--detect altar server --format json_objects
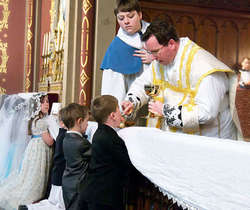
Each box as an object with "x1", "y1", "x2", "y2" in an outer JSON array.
[{"x1": 101, "y1": 0, "x2": 152, "y2": 110}]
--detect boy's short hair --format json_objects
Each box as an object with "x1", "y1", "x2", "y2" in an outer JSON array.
[
  {"x1": 61, "y1": 103, "x2": 89, "y2": 129},
  {"x1": 91, "y1": 95, "x2": 118, "y2": 124},
  {"x1": 58, "y1": 108, "x2": 64, "y2": 122},
  {"x1": 114, "y1": 0, "x2": 141, "y2": 16}
]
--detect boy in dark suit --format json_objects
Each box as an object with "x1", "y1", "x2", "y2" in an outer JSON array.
[
  {"x1": 61, "y1": 103, "x2": 91, "y2": 210},
  {"x1": 79, "y1": 95, "x2": 132, "y2": 210}
]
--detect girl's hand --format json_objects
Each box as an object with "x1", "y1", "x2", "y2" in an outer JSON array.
[{"x1": 42, "y1": 131, "x2": 54, "y2": 146}]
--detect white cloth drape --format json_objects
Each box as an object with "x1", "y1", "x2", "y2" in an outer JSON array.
[{"x1": 118, "y1": 127, "x2": 250, "y2": 210}]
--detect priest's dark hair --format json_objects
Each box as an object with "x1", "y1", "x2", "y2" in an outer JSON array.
[
  {"x1": 141, "y1": 19, "x2": 179, "y2": 46},
  {"x1": 114, "y1": 0, "x2": 141, "y2": 16}
]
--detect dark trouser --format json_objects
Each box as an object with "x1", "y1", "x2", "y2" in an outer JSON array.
[
  {"x1": 77, "y1": 200, "x2": 89, "y2": 210},
  {"x1": 87, "y1": 203, "x2": 114, "y2": 210},
  {"x1": 64, "y1": 191, "x2": 82, "y2": 210}
]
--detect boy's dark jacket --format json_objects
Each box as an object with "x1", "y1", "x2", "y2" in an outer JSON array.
[
  {"x1": 62, "y1": 132, "x2": 91, "y2": 209},
  {"x1": 80, "y1": 123, "x2": 132, "y2": 209}
]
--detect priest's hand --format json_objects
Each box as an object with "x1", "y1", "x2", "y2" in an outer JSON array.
[
  {"x1": 133, "y1": 50, "x2": 153, "y2": 64},
  {"x1": 148, "y1": 101, "x2": 163, "y2": 117},
  {"x1": 121, "y1": 101, "x2": 134, "y2": 116}
]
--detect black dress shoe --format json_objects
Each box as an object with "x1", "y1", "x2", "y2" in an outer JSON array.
[{"x1": 18, "y1": 205, "x2": 28, "y2": 210}]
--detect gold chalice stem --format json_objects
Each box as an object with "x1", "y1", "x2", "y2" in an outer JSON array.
[{"x1": 144, "y1": 84, "x2": 160, "y2": 118}]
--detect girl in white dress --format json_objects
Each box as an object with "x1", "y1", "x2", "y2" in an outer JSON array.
[{"x1": 0, "y1": 93, "x2": 54, "y2": 210}]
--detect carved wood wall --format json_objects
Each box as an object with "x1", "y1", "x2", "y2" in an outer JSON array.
[
  {"x1": 141, "y1": 0, "x2": 250, "y2": 13},
  {"x1": 140, "y1": 1, "x2": 250, "y2": 69}
]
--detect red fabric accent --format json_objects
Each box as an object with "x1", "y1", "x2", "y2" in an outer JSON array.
[{"x1": 47, "y1": 93, "x2": 59, "y2": 114}]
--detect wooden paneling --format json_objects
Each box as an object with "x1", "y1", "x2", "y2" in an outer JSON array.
[
  {"x1": 176, "y1": 16, "x2": 196, "y2": 40},
  {"x1": 217, "y1": 20, "x2": 238, "y2": 67},
  {"x1": 239, "y1": 21, "x2": 250, "y2": 63},
  {"x1": 140, "y1": 1, "x2": 250, "y2": 69},
  {"x1": 140, "y1": 0, "x2": 250, "y2": 13},
  {"x1": 196, "y1": 18, "x2": 217, "y2": 56}
]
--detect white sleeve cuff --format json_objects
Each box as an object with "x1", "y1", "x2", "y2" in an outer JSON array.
[{"x1": 181, "y1": 104, "x2": 199, "y2": 133}]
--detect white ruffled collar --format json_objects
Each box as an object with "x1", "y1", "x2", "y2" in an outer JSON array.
[{"x1": 117, "y1": 20, "x2": 150, "y2": 49}]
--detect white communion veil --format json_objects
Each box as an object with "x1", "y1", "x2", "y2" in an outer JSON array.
[{"x1": 0, "y1": 92, "x2": 47, "y2": 182}]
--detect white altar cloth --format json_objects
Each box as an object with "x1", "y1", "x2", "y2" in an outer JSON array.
[{"x1": 118, "y1": 127, "x2": 250, "y2": 210}]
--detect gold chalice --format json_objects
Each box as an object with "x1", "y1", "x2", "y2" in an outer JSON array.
[
  {"x1": 144, "y1": 84, "x2": 160, "y2": 118},
  {"x1": 120, "y1": 106, "x2": 135, "y2": 128}
]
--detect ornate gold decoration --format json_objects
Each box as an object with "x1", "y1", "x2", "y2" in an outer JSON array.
[
  {"x1": 0, "y1": 0, "x2": 10, "y2": 32},
  {"x1": 38, "y1": 85, "x2": 48, "y2": 92},
  {"x1": 80, "y1": 68, "x2": 90, "y2": 88},
  {"x1": 79, "y1": 15, "x2": 90, "y2": 103},
  {"x1": 79, "y1": 70, "x2": 90, "y2": 104},
  {"x1": 25, "y1": 75, "x2": 31, "y2": 91},
  {"x1": 0, "y1": 86, "x2": 6, "y2": 94},
  {"x1": 81, "y1": 16, "x2": 89, "y2": 69},
  {"x1": 0, "y1": 1, "x2": 8, "y2": 93},
  {"x1": 50, "y1": 84, "x2": 62, "y2": 91},
  {"x1": 24, "y1": 0, "x2": 33, "y2": 92},
  {"x1": 40, "y1": 0, "x2": 65, "y2": 95},
  {"x1": 82, "y1": 0, "x2": 92, "y2": 15},
  {"x1": 0, "y1": 39, "x2": 8, "y2": 73},
  {"x1": 27, "y1": 29, "x2": 32, "y2": 41},
  {"x1": 49, "y1": 0, "x2": 56, "y2": 30}
]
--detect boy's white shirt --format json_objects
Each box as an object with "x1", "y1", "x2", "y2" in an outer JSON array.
[{"x1": 66, "y1": 130, "x2": 83, "y2": 137}]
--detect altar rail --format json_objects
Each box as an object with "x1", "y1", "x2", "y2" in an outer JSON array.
[
  {"x1": 235, "y1": 86, "x2": 250, "y2": 141},
  {"x1": 125, "y1": 170, "x2": 184, "y2": 210}
]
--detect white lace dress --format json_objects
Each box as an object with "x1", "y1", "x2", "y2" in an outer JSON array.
[{"x1": 0, "y1": 116, "x2": 53, "y2": 210}]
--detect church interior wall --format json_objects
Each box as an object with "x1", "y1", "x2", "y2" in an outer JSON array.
[
  {"x1": 92, "y1": 0, "x2": 117, "y2": 98},
  {"x1": 0, "y1": 0, "x2": 26, "y2": 94}
]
